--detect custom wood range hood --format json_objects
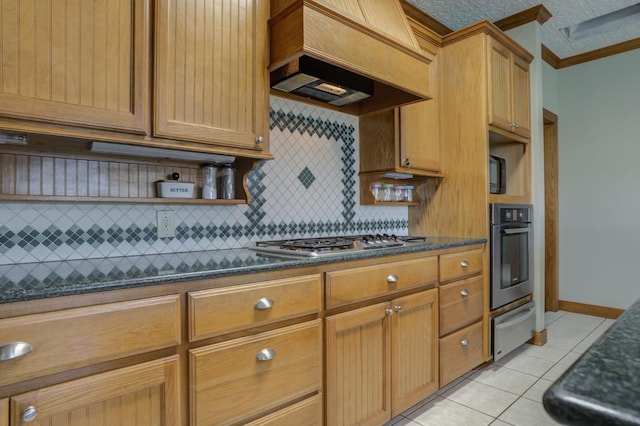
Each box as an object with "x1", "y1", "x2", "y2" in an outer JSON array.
[{"x1": 269, "y1": 0, "x2": 434, "y2": 115}]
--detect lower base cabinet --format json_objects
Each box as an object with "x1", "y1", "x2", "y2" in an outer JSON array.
[
  {"x1": 325, "y1": 289, "x2": 438, "y2": 426},
  {"x1": 8, "y1": 356, "x2": 180, "y2": 426},
  {"x1": 439, "y1": 321, "x2": 484, "y2": 386},
  {"x1": 189, "y1": 320, "x2": 322, "y2": 425},
  {"x1": 1, "y1": 398, "x2": 7, "y2": 426}
]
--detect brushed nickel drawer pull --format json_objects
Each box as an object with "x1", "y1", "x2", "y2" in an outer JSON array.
[
  {"x1": 460, "y1": 260, "x2": 469, "y2": 268},
  {"x1": 385, "y1": 308, "x2": 394, "y2": 316},
  {"x1": 387, "y1": 274, "x2": 399, "y2": 284},
  {"x1": 255, "y1": 297, "x2": 275, "y2": 310},
  {"x1": 256, "y1": 348, "x2": 276, "y2": 361},
  {"x1": 0, "y1": 341, "x2": 32, "y2": 361},
  {"x1": 22, "y1": 406, "x2": 38, "y2": 422},
  {"x1": 461, "y1": 338, "x2": 469, "y2": 347},
  {"x1": 394, "y1": 305, "x2": 403, "y2": 312},
  {"x1": 460, "y1": 289, "x2": 469, "y2": 297},
  {"x1": 256, "y1": 136, "x2": 264, "y2": 144}
]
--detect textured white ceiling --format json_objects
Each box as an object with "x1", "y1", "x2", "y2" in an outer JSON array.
[{"x1": 407, "y1": 0, "x2": 640, "y2": 58}]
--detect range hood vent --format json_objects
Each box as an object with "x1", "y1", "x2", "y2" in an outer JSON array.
[{"x1": 269, "y1": 0, "x2": 433, "y2": 114}]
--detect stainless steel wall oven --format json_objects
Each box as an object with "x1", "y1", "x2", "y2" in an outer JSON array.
[
  {"x1": 490, "y1": 203, "x2": 533, "y2": 310},
  {"x1": 490, "y1": 203, "x2": 535, "y2": 361}
]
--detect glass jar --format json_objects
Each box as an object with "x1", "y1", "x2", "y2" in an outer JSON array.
[
  {"x1": 217, "y1": 163, "x2": 235, "y2": 199},
  {"x1": 371, "y1": 183, "x2": 382, "y2": 201},
  {"x1": 393, "y1": 185, "x2": 404, "y2": 202},
  {"x1": 404, "y1": 185, "x2": 414, "y2": 202},
  {"x1": 201, "y1": 164, "x2": 217, "y2": 199},
  {"x1": 381, "y1": 184, "x2": 393, "y2": 202}
]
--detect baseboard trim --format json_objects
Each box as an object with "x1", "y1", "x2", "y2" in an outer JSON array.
[
  {"x1": 528, "y1": 329, "x2": 547, "y2": 346},
  {"x1": 558, "y1": 300, "x2": 624, "y2": 319}
]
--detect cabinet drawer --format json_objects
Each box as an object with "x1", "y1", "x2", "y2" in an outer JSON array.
[
  {"x1": 190, "y1": 320, "x2": 322, "y2": 426},
  {"x1": 0, "y1": 295, "x2": 180, "y2": 387},
  {"x1": 439, "y1": 276, "x2": 483, "y2": 336},
  {"x1": 188, "y1": 274, "x2": 321, "y2": 341},
  {"x1": 439, "y1": 321, "x2": 483, "y2": 386},
  {"x1": 326, "y1": 257, "x2": 437, "y2": 307},
  {"x1": 439, "y1": 249, "x2": 483, "y2": 282},
  {"x1": 246, "y1": 394, "x2": 322, "y2": 426}
]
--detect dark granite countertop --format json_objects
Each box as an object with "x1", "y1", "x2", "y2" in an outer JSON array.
[
  {"x1": 543, "y1": 299, "x2": 640, "y2": 425},
  {"x1": 0, "y1": 237, "x2": 485, "y2": 304}
]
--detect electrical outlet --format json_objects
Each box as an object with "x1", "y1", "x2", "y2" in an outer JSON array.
[{"x1": 157, "y1": 211, "x2": 175, "y2": 239}]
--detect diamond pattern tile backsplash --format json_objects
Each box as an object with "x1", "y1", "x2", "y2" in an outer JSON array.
[{"x1": 0, "y1": 96, "x2": 409, "y2": 265}]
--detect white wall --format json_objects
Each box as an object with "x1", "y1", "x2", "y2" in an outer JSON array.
[
  {"x1": 542, "y1": 62, "x2": 558, "y2": 113},
  {"x1": 556, "y1": 50, "x2": 640, "y2": 309}
]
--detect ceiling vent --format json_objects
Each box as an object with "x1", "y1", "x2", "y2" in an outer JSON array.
[{"x1": 560, "y1": 3, "x2": 640, "y2": 40}]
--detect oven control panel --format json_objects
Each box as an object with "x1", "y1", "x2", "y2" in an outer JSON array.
[{"x1": 491, "y1": 203, "x2": 532, "y2": 225}]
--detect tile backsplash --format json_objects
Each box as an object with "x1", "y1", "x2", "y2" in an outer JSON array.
[{"x1": 0, "y1": 96, "x2": 408, "y2": 265}]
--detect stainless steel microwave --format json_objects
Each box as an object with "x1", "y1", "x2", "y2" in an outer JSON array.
[{"x1": 489, "y1": 155, "x2": 506, "y2": 194}]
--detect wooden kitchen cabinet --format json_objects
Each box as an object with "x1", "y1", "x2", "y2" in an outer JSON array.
[
  {"x1": 190, "y1": 320, "x2": 322, "y2": 426},
  {"x1": 487, "y1": 38, "x2": 531, "y2": 140},
  {"x1": 358, "y1": 33, "x2": 441, "y2": 205},
  {"x1": 8, "y1": 356, "x2": 180, "y2": 426},
  {"x1": 187, "y1": 273, "x2": 323, "y2": 425},
  {"x1": 0, "y1": 398, "x2": 7, "y2": 426},
  {"x1": 437, "y1": 249, "x2": 485, "y2": 385},
  {"x1": 0, "y1": 0, "x2": 149, "y2": 134},
  {"x1": 325, "y1": 287, "x2": 438, "y2": 425},
  {"x1": 0, "y1": 295, "x2": 181, "y2": 387},
  {"x1": 155, "y1": 0, "x2": 270, "y2": 153}
]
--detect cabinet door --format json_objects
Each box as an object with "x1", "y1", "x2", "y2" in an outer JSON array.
[
  {"x1": 399, "y1": 100, "x2": 440, "y2": 173},
  {"x1": 0, "y1": 0, "x2": 149, "y2": 133},
  {"x1": 1, "y1": 398, "x2": 7, "y2": 426},
  {"x1": 325, "y1": 303, "x2": 391, "y2": 426},
  {"x1": 390, "y1": 289, "x2": 438, "y2": 415},
  {"x1": 9, "y1": 356, "x2": 180, "y2": 426},
  {"x1": 155, "y1": 0, "x2": 269, "y2": 152},
  {"x1": 511, "y1": 55, "x2": 531, "y2": 138},
  {"x1": 487, "y1": 39, "x2": 512, "y2": 133}
]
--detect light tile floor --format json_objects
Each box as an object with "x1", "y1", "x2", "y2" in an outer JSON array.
[{"x1": 385, "y1": 310, "x2": 616, "y2": 426}]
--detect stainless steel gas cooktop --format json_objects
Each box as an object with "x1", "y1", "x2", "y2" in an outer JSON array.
[{"x1": 248, "y1": 234, "x2": 428, "y2": 258}]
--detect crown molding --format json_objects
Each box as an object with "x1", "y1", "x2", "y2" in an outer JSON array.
[
  {"x1": 541, "y1": 44, "x2": 561, "y2": 68},
  {"x1": 400, "y1": 0, "x2": 453, "y2": 36},
  {"x1": 493, "y1": 4, "x2": 552, "y2": 32},
  {"x1": 557, "y1": 37, "x2": 640, "y2": 68}
]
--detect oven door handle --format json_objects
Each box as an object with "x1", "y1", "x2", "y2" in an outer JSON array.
[
  {"x1": 495, "y1": 307, "x2": 534, "y2": 330},
  {"x1": 501, "y1": 227, "x2": 531, "y2": 235}
]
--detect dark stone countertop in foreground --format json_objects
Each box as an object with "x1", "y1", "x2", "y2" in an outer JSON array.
[
  {"x1": 0, "y1": 236, "x2": 485, "y2": 304},
  {"x1": 543, "y1": 298, "x2": 640, "y2": 425}
]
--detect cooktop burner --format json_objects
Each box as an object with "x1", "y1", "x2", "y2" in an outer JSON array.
[{"x1": 250, "y1": 234, "x2": 428, "y2": 258}]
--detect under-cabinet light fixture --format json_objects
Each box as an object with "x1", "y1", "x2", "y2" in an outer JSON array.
[
  {"x1": 560, "y1": 3, "x2": 640, "y2": 40},
  {"x1": 0, "y1": 132, "x2": 28, "y2": 146},
  {"x1": 91, "y1": 142, "x2": 235, "y2": 164},
  {"x1": 383, "y1": 172, "x2": 414, "y2": 179}
]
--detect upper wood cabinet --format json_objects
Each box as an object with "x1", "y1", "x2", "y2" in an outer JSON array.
[
  {"x1": 154, "y1": 0, "x2": 270, "y2": 153},
  {"x1": 487, "y1": 38, "x2": 531, "y2": 139},
  {"x1": 0, "y1": 0, "x2": 149, "y2": 134}
]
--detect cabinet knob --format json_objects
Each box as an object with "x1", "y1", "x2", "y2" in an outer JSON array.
[
  {"x1": 22, "y1": 406, "x2": 38, "y2": 423},
  {"x1": 394, "y1": 305, "x2": 403, "y2": 312},
  {"x1": 385, "y1": 308, "x2": 394, "y2": 316},
  {"x1": 256, "y1": 136, "x2": 264, "y2": 144},
  {"x1": 460, "y1": 260, "x2": 469, "y2": 268},
  {"x1": 402, "y1": 158, "x2": 411, "y2": 167},
  {"x1": 460, "y1": 289, "x2": 469, "y2": 297},
  {"x1": 387, "y1": 274, "x2": 399, "y2": 284},
  {"x1": 461, "y1": 338, "x2": 469, "y2": 347},
  {"x1": 256, "y1": 348, "x2": 276, "y2": 361},
  {"x1": 254, "y1": 297, "x2": 275, "y2": 310},
  {"x1": 0, "y1": 341, "x2": 32, "y2": 361}
]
